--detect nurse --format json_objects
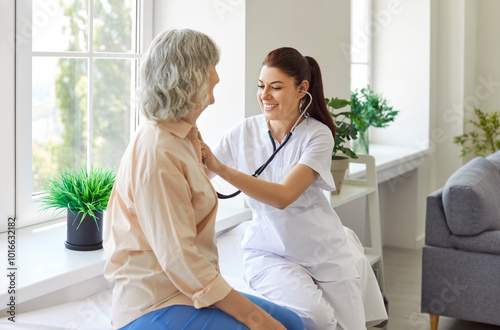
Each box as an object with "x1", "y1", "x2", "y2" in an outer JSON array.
[
  {"x1": 104, "y1": 31, "x2": 303, "y2": 330},
  {"x1": 201, "y1": 47, "x2": 367, "y2": 330}
]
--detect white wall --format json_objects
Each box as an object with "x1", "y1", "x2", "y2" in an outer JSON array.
[
  {"x1": 428, "y1": 0, "x2": 479, "y2": 190},
  {"x1": 244, "y1": 0, "x2": 351, "y2": 117},
  {"x1": 425, "y1": 0, "x2": 500, "y2": 203},
  {"x1": 371, "y1": 0, "x2": 430, "y2": 149},
  {"x1": 153, "y1": 0, "x2": 246, "y2": 148},
  {"x1": 153, "y1": 0, "x2": 351, "y2": 143},
  {"x1": 469, "y1": 0, "x2": 500, "y2": 131}
]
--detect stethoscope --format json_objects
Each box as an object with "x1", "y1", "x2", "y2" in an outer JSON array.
[{"x1": 217, "y1": 89, "x2": 313, "y2": 199}]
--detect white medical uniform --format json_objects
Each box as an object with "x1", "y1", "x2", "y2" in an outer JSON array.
[{"x1": 214, "y1": 115, "x2": 367, "y2": 330}]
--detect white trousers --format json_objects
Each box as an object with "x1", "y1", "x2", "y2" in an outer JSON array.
[{"x1": 249, "y1": 264, "x2": 367, "y2": 330}]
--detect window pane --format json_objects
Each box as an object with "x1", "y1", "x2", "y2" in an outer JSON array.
[
  {"x1": 93, "y1": 0, "x2": 134, "y2": 53},
  {"x1": 32, "y1": 57, "x2": 88, "y2": 194},
  {"x1": 351, "y1": 0, "x2": 369, "y2": 63},
  {"x1": 92, "y1": 59, "x2": 133, "y2": 169},
  {"x1": 32, "y1": 0, "x2": 88, "y2": 52},
  {"x1": 351, "y1": 63, "x2": 369, "y2": 91}
]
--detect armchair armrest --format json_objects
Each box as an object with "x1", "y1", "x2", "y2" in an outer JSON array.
[{"x1": 424, "y1": 188, "x2": 453, "y2": 248}]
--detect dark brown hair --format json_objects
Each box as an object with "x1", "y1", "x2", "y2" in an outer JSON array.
[{"x1": 262, "y1": 47, "x2": 335, "y2": 138}]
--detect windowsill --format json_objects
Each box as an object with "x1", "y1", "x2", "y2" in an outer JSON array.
[
  {"x1": 0, "y1": 200, "x2": 252, "y2": 308},
  {"x1": 0, "y1": 143, "x2": 429, "y2": 310},
  {"x1": 348, "y1": 143, "x2": 431, "y2": 182}
]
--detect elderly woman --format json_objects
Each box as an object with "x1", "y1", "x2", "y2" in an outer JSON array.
[{"x1": 103, "y1": 30, "x2": 303, "y2": 330}]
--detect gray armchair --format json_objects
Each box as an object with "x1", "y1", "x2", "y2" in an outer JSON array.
[{"x1": 421, "y1": 151, "x2": 500, "y2": 330}]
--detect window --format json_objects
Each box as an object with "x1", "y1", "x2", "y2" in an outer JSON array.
[
  {"x1": 0, "y1": 1, "x2": 16, "y2": 233},
  {"x1": 12, "y1": 0, "x2": 152, "y2": 230},
  {"x1": 350, "y1": 0, "x2": 372, "y2": 91}
]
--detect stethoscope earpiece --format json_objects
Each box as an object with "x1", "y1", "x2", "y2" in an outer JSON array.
[{"x1": 298, "y1": 89, "x2": 313, "y2": 117}]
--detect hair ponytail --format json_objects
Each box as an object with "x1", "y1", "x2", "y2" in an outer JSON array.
[
  {"x1": 304, "y1": 56, "x2": 336, "y2": 138},
  {"x1": 263, "y1": 48, "x2": 335, "y2": 138}
]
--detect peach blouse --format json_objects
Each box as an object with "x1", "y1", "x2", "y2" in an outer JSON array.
[{"x1": 103, "y1": 119, "x2": 232, "y2": 328}]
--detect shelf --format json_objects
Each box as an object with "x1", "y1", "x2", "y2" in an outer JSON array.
[
  {"x1": 214, "y1": 206, "x2": 252, "y2": 234},
  {"x1": 329, "y1": 154, "x2": 385, "y2": 290},
  {"x1": 347, "y1": 144, "x2": 430, "y2": 182},
  {"x1": 366, "y1": 253, "x2": 381, "y2": 266},
  {"x1": 330, "y1": 184, "x2": 375, "y2": 208}
]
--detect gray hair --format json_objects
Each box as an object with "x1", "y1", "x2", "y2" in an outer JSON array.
[{"x1": 139, "y1": 29, "x2": 220, "y2": 121}]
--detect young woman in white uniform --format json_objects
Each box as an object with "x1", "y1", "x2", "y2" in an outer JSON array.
[{"x1": 201, "y1": 47, "x2": 367, "y2": 329}]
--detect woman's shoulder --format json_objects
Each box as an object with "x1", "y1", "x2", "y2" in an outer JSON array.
[
  {"x1": 242, "y1": 114, "x2": 266, "y2": 128},
  {"x1": 303, "y1": 117, "x2": 334, "y2": 139},
  {"x1": 304, "y1": 116, "x2": 329, "y2": 129},
  {"x1": 133, "y1": 121, "x2": 190, "y2": 159},
  {"x1": 227, "y1": 114, "x2": 265, "y2": 136}
]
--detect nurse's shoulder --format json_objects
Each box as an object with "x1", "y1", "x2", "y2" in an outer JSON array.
[
  {"x1": 225, "y1": 114, "x2": 266, "y2": 141},
  {"x1": 303, "y1": 117, "x2": 334, "y2": 143}
]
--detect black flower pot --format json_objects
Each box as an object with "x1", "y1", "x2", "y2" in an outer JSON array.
[{"x1": 65, "y1": 209, "x2": 103, "y2": 251}]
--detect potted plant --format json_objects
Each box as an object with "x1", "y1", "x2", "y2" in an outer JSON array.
[
  {"x1": 39, "y1": 165, "x2": 116, "y2": 251},
  {"x1": 350, "y1": 86, "x2": 399, "y2": 154},
  {"x1": 454, "y1": 107, "x2": 500, "y2": 157},
  {"x1": 326, "y1": 97, "x2": 365, "y2": 194}
]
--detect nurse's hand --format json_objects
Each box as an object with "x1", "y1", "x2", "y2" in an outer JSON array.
[{"x1": 199, "y1": 132, "x2": 224, "y2": 175}]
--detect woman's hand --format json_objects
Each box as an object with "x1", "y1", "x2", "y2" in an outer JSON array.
[
  {"x1": 198, "y1": 132, "x2": 225, "y2": 175},
  {"x1": 197, "y1": 133, "x2": 317, "y2": 210},
  {"x1": 213, "y1": 290, "x2": 287, "y2": 330},
  {"x1": 246, "y1": 314, "x2": 287, "y2": 330}
]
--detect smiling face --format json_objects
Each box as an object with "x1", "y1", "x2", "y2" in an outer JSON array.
[{"x1": 257, "y1": 65, "x2": 307, "y2": 122}]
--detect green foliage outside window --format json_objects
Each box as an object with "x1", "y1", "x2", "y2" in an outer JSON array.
[
  {"x1": 454, "y1": 108, "x2": 500, "y2": 157},
  {"x1": 32, "y1": 0, "x2": 133, "y2": 192}
]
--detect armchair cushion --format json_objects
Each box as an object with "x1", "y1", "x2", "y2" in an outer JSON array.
[
  {"x1": 450, "y1": 231, "x2": 500, "y2": 255},
  {"x1": 442, "y1": 157, "x2": 500, "y2": 236}
]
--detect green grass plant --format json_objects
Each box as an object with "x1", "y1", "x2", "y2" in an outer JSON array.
[{"x1": 39, "y1": 165, "x2": 116, "y2": 230}]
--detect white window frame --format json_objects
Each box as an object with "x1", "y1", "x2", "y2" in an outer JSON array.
[
  {"x1": 10, "y1": 0, "x2": 152, "y2": 231},
  {"x1": 350, "y1": 0, "x2": 372, "y2": 91},
  {"x1": 0, "y1": 0, "x2": 16, "y2": 233}
]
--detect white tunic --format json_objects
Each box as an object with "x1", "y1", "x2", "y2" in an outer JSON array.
[{"x1": 214, "y1": 115, "x2": 359, "y2": 283}]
